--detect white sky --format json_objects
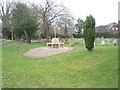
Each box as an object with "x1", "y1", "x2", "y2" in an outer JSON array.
[
  {"x1": 0, "y1": 0, "x2": 119, "y2": 26},
  {"x1": 118, "y1": 1, "x2": 120, "y2": 21},
  {"x1": 27, "y1": 0, "x2": 119, "y2": 26}
]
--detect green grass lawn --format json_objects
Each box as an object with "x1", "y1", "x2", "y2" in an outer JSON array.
[
  {"x1": 0, "y1": 43, "x2": 2, "y2": 89},
  {"x1": 2, "y1": 39, "x2": 118, "y2": 88}
]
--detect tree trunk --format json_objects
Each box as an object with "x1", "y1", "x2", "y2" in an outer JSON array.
[
  {"x1": 27, "y1": 38, "x2": 31, "y2": 43},
  {"x1": 64, "y1": 25, "x2": 68, "y2": 43},
  {"x1": 24, "y1": 31, "x2": 28, "y2": 40},
  {"x1": 64, "y1": 25, "x2": 67, "y2": 38},
  {"x1": 46, "y1": 30, "x2": 49, "y2": 42},
  {"x1": 46, "y1": 25, "x2": 49, "y2": 43},
  {"x1": 11, "y1": 30, "x2": 13, "y2": 40},
  {"x1": 24, "y1": 31, "x2": 31, "y2": 43},
  {"x1": 38, "y1": 35, "x2": 40, "y2": 43}
]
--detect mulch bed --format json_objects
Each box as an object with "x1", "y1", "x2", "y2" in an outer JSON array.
[{"x1": 24, "y1": 47, "x2": 73, "y2": 58}]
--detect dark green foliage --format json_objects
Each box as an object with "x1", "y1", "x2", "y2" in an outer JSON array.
[
  {"x1": 96, "y1": 32, "x2": 118, "y2": 38},
  {"x1": 118, "y1": 32, "x2": 120, "y2": 39},
  {"x1": 12, "y1": 2, "x2": 38, "y2": 43},
  {"x1": 75, "y1": 18, "x2": 84, "y2": 34},
  {"x1": 2, "y1": 27, "x2": 11, "y2": 39},
  {"x1": 13, "y1": 28, "x2": 24, "y2": 40},
  {"x1": 73, "y1": 33, "x2": 83, "y2": 38},
  {"x1": 83, "y1": 15, "x2": 96, "y2": 51},
  {"x1": 24, "y1": 18, "x2": 38, "y2": 43},
  {"x1": 40, "y1": 32, "x2": 46, "y2": 39}
]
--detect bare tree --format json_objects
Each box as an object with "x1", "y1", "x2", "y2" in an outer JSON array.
[
  {"x1": 0, "y1": 0, "x2": 13, "y2": 39},
  {"x1": 0, "y1": 0, "x2": 13, "y2": 28},
  {"x1": 56, "y1": 10, "x2": 74, "y2": 43},
  {"x1": 32, "y1": 0, "x2": 68, "y2": 42}
]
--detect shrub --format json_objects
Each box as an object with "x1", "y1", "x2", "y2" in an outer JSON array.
[{"x1": 83, "y1": 15, "x2": 96, "y2": 51}]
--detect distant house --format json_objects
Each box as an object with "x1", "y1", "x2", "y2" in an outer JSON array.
[
  {"x1": 0, "y1": 22, "x2": 2, "y2": 38},
  {"x1": 96, "y1": 25, "x2": 107, "y2": 32},
  {"x1": 96, "y1": 22, "x2": 118, "y2": 33},
  {"x1": 118, "y1": 21, "x2": 120, "y2": 31}
]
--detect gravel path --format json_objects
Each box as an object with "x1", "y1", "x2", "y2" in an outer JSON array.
[{"x1": 24, "y1": 47, "x2": 73, "y2": 58}]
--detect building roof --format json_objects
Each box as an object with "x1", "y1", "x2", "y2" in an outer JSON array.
[
  {"x1": 96, "y1": 26, "x2": 107, "y2": 32},
  {"x1": 96, "y1": 22, "x2": 118, "y2": 32}
]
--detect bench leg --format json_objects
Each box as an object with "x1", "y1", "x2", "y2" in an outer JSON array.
[
  {"x1": 58, "y1": 44, "x2": 60, "y2": 48},
  {"x1": 62, "y1": 44, "x2": 64, "y2": 48},
  {"x1": 51, "y1": 44, "x2": 53, "y2": 48}
]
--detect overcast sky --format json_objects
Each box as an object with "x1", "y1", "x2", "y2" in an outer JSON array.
[
  {"x1": 27, "y1": 0, "x2": 119, "y2": 26},
  {"x1": 0, "y1": 0, "x2": 119, "y2": 26}
]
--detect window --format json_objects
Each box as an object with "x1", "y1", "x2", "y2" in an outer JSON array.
[
  {"x1": 116, "y1": 27, "x2": 118, "y2": 30},
  {"x1": 112, "y1": 27, "x2": 114, "y2": 30}
]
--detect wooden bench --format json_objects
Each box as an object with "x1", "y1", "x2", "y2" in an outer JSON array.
[{"x1": 46, "y1": 38, "x2": 64, "y2": 48}]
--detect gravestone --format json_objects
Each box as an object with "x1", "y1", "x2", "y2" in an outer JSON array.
[
  {"x1": 98, "y1": 39, "x2": 100, "y2": 41},
  {"x1": 101, "y1": 40, "x2": 105, "y2": 45},
  {"x1": 102, "y1": 36, "x2": 104, "y2": 40},
  {"x1": 71, "y1": 38, "x2": 74, "y2": 40},
  {"x1": 60, "y1": 38, "x2": 64, "y2": 42},
  {"x1": 71, "y1": 36, "x2": 74, "y2": 40},
  {"x1": 107, "y1": 39, "x2": 110, "y2": 45},
  {"x1": 110, "y1": 39, "x2": 112, "y2": 42},
  {"x1": 95, "y1": 40, "x2": 99, "y2": 45},
  {"x1": 64, "y1": 39, "x2": 69, "y2": 44},
  {"x1": 116, "y1": 40, "x2": 118, "y2": 46},
  {"x1": 114, "y1": 40, "x2": 116, "y2": 45},
  {"x1": 114, "y1": 39, "x2": 119, "y2": 46},
  {"x1": 74, "y1": 42, "x2": 84, "y2": 45}
]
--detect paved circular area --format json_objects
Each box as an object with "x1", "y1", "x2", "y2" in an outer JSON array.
[{"x1": 24, "y1": 47, "x2": 73, "y2": 58}]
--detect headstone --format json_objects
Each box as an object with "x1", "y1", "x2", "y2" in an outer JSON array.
[
  {"x1": 107, "y1": 39, "x2": 110, "y2": 45},
  {"x1": 72, "y1": 35, "x2": 74, "y2": 39},
  {"x1": 118, "y1": 39, "x2": 120, "y2": 46},
  {"x1": 60, "y1": 38, "x2": 64, "y2": 42},
  {"x1": 31, "y1": 40, "x2": 33, "y2": 42},
  {"x1": 98, "y1": 39, "x2": 100, "y2": 41},
  {"x1": 114, "y1": 40, "x2": 116, "y2": 44},
  {"x1": 116, "y1": 40, "x2": 118, "y2": 46},
  {"x1": 102, "y1": 36, "x2": 104, "y2": 40},
  {"x1": 95, "y1": 40, "x2": 99, "y2": 46},
  {"x1": 74, "y1": 42, "x2": 84, "y2": 45},
  {"x1": 64, "y1": 39, "x2": 69, "y2": 44},
  {"x1": 102, "y1": 40, "x2": 105, "y2": 45},
  {"x1": 115, "y1": 40, "x2": 119, "y2": 46},
  {"x1": 114, "y1": 40, "x2": 117, "y2": 46},
  {"x1": 71, "y1": 38, "x2": 74, "y2": 40},
  {"x1": 110, "y1": 39, "x2": 112, "y2": 42}
]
